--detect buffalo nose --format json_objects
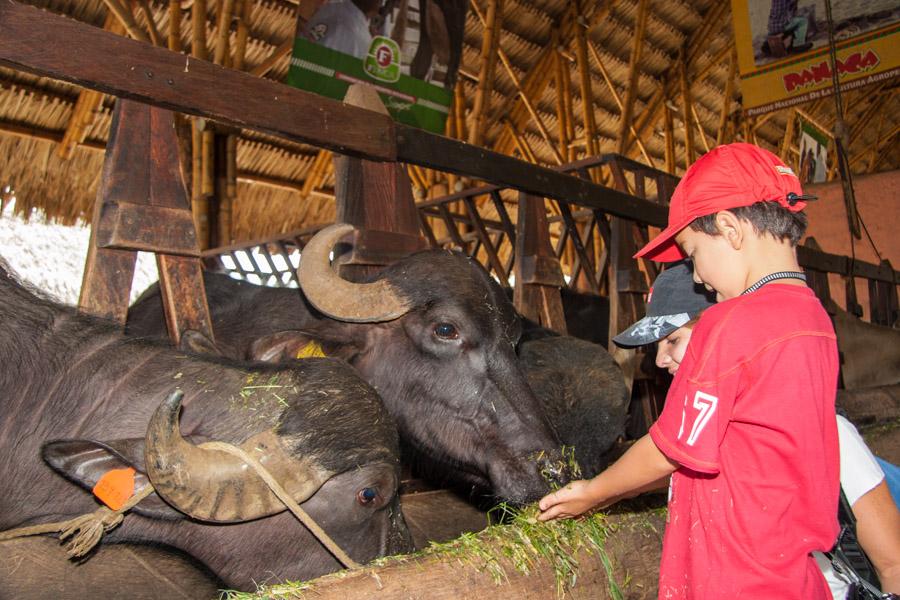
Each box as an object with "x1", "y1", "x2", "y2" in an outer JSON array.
[{"x1": 537, "y1": 453, "x2": 576, "y2": 489}]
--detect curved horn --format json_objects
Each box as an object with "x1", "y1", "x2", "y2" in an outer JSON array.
[
  {"x1": 144, "y1": 390, "x2": 328, "y2": 523},
  {"x1": 297, "y1": 223, "x2": 412, "y2": 323}
]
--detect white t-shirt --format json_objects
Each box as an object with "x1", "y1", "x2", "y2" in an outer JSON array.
[
  {"x1": 814, "y1": 415, "x2": 885, "y2": 600},
  {"x1": 308, "y1": 1, "x2": 372, "y2": 59}
]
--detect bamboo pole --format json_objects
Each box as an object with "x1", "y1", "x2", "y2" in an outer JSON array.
[
  {"x1": 715, "y1": 49, "x2": 736, "y2": 146},
  {"x1": 677, "y1": 47, "x2": 695, "y2": 167},
  {"x1": 469, "y1": 0, "x2": 503, "y2": 147},
  {"x1": 559, "y1": 52, "x2": 577, "y2": 162},
  {"x1": 212, "y1": 0, "x2": 235, "y2": 65},
  {"x1": 135, "y1": 0, "x2": 164, "y2": 46},
  {"x1": 504, "y1": 120, "x2": 537, "y2": 164},
  {"x1": 100, "y1": 0, "x2": 151, "y2": 43},
  {"x1": 553, "y1": 48, "x2": 570, "y2": 163},
  {"x1": 587, "y1": 41, "x2": 653, "y2": 166},
  {"x1": 573, "y1": 11, "x2": 599, "y2": 177},
  {"x1": 664, "y1": 102, "x2": 675, "y2": 174},
  {"x1": 492, "y1": 0, "x2": 619, "y2": 156},
  {"x1": 250, "y1": 40, "x2": 293, "y2": 77},
  {"x1": 780, "y1": 110, "x2": 797, "y2": 162},
  {"x1": 470, "y1": 0, "x2": 562, "y2": 164},
  {"x1": 692, "y1": 104, "x2": 711, "y2": 153},
  {"x1": 453, "y1": 80, "x2": 467, "y2": 142},
  {"x1": 616, "y1": 0, "x2": 649, "y2": 155},
  {"x1": 627, "y1": 0, "x2": 729, "y2": 158},
  {"x1": 168, "y1": 0, "x2": 181, "y2": 51}
]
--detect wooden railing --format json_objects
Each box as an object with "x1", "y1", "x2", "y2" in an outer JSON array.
[{"x1": 204, "y1": 155, "x2": 897, "y2": 330}]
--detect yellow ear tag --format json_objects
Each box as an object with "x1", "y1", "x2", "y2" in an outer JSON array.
[
  {"x1": 295, "y1": 340, "x2": 326, "y2": 359},
  {"x1": 93, "y1": 467, "x2": 136, "y2": 510}
]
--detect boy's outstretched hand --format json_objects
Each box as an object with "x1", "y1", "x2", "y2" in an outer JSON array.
[{"x1": 537, "y1": 480, "x2": 599, "y2": 521}]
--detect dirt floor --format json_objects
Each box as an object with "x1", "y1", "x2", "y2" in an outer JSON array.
[{"x1": 862, "y1": 419, "x2": 900, "y2": 465}]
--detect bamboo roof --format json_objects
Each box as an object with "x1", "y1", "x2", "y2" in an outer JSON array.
[{"x1": 0, "y1": 0, "x2": 897, "y2": 243}]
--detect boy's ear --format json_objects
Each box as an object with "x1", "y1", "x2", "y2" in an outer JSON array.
[{"x1": 715, "y1": 210, "x2": 744, "y2": 250}]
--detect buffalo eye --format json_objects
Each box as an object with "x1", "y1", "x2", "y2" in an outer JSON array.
[
  {"x1": 357, "y1": 487, "x2": 379, "y2": 506},
  {"x1": 433, "y1": 322, "x2": 459, "y2": 340}
]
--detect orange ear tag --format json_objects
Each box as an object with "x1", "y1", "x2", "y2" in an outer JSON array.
[
  {"x1": 92, "y1": 467, "x2": 136, "y2": 510},
  {"x1": 295, "y1": 340, "x2": 326, "y2": 359}
]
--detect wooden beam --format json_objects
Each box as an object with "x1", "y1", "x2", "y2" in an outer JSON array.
[
  {"x1": 0, "y1": 1, "x2": 674, "y2": 227},
  {"x1": 56, "y1": 14, "x2": 124, "y2": 160},
  {"x1": 468, "y1": 0, "x2": 503, "y2": 147},
  {"x1": 715, "y1": 49, "x2": 736, "y2": 146},
  {"x1": 616, "y1": 0, "x2": 649, "y2": 155},
  {"x1": 470, "y1": 0, "x2": 562, "y2": 164}
]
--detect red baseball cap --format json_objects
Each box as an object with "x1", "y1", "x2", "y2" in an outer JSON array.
[{"x1": 635, "y1": 143, "x2": 811, "y2": 262}]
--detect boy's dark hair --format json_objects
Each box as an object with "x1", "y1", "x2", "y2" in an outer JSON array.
[{"x1": 689, "y1": 200, "x2": 808, "y2": 246}]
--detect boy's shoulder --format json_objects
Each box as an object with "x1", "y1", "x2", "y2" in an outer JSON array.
[{"x1": 691, "y1": 285, "x2": 835, "y2": 363}]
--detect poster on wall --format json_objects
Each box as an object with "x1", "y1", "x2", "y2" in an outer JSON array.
[
  {"x1": 286, "y1": 0, "x2": 467, "y2": 134},
  {"x1": 730, "y1": 0, "x2": 900, "y2": 115},
  {"x1": 798, "y1": 120, "x2": 828, "y2": 183}
]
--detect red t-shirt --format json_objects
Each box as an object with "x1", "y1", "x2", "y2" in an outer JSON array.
[{"x1": 649, "y1": 284, "x2": 840, "y2": 599}]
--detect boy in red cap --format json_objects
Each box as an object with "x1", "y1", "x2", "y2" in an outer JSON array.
[{"x1": 539, "y1": 143, "x2": 840, "y2": 598}]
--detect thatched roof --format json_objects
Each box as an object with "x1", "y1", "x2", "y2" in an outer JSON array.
[{"x1": 0, "y1": 0, "x2": 897, "y2": 243}]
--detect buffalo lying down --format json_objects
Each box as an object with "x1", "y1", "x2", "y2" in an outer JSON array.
[
  {"x1": 0, "y1": 260, "x2": 411, "y2": 592},
  {"x1": 128, "y1": 224, "x2": 572, "y2": 502}
]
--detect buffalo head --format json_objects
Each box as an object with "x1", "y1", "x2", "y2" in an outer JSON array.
[
  {"x1": 41, "y1": 359, "x2": 411, "y2": 587},
  {"x1": 283, "y1": 224, "x2": 573, "y2": 502}
]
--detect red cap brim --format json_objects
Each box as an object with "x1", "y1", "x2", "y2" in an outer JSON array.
[{"x1": 634, "y1": 217, "x2": 692, "y2": 262}]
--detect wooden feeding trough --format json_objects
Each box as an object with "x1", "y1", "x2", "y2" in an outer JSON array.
[{"x1": 223, "y1": 506, "x2": 667, "y2": 600}]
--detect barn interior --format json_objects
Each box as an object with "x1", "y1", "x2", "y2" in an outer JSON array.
[{"x1": 0, "y1": 0, "x2": 898, "y2": 597}]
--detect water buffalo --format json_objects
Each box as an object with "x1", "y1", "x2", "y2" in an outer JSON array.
[
  {"x1": 0, "y1": 260, "x2": 411, "y2": 593},
  {"x1": 517, "y1": 331, "x2": 629, "y2": 477},
  {"x1": 128, "y1": 224, "x2": 571, "y2": 503}
]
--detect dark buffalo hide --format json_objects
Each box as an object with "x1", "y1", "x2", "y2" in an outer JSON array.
[
  {"x1": 128, "y1": 233, "x2": 571, "y2": 504},
  {"x1": 517, "y1": 331, "x2": 629, "y2": 477},
  {"x1": 0, "y1": 261, "x2": 410, "y2": 592}
]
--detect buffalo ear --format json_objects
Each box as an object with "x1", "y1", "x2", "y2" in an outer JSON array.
[
  {"x1": 248, "y1": 330, "x2": 361, "y2": 363},
  {"x1": 42, "y1": 439, "x2": 184, "y2": 520},
  {"x1": 178, "y1": 329, "x2": 223, "y2": 356}
]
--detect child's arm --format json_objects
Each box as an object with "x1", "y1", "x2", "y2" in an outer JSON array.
[
  {"x1": 853, "y1": 480, "x2": 900, "y2": 593},
  {"x1": 537, "y1": 434, "x2": 678, "y2": 521}
]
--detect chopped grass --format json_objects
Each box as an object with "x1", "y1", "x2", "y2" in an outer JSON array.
[{"x1": 220, "y1": 503, "x2": 627, "y2": 600}]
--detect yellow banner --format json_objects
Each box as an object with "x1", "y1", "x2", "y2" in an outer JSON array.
[{"x1": 731, "y1": 0, "x2": 900, "y2": 115}]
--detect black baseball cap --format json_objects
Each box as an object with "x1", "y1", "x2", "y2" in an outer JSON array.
[{"x1": 612, "y1": 261, "x2": 716, "y2": 348}]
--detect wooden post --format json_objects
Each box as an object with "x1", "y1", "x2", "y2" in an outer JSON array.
[
  {"x1": 333, "y1": 84, "x2": 427, "y2": 281},
  {"x1": 780, "y1": 110, "x2": 797, "y2": 163},
  {"x1": 514, "y1": 193, "x2": 567, "y2": 333},
  {"x1": 616, "y1": 0, "x2": 649, "y2": 155},
  {"x1": 167, "y1": 0, "x2": 181, "y2": 51},
  {"x1": 607, "y1": 162, "x2": 650, "y2": 424},
  {"x1": 79, "y1": 100, "x2": 214, "y2": 347}
]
